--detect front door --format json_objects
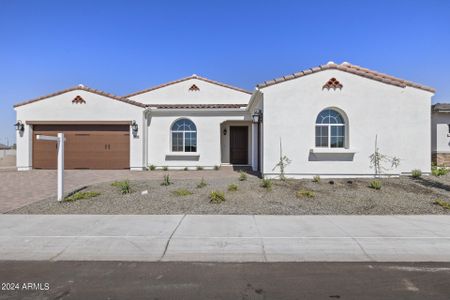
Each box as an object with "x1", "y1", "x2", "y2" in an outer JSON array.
[{"x1": 230, "y1": 126, "x2": 248, "y2": 164}]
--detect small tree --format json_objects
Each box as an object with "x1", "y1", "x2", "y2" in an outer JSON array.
[
  {"x1": 273, "y1": 138, "x2": 291, "y2": 181},
  {"x1": 369, "y1": 135, "x2": 400, "y2": 177}
]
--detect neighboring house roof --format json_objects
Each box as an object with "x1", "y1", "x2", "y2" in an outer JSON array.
[
  {"x1": 256, "y1": 62, "x2": 435, "y2": 93},
  {"x1": 13, "y1": 85, "x2": 146, "y2": 108},
  {"x1": 432, "y1": 103, "x2": 450, "y2": 112},
  {"x1": 147, "y1": 104, "x2": 247, "y2": 109},
  {"x1": 125, "y1": 74, "x2": 252, "y2": 97}
]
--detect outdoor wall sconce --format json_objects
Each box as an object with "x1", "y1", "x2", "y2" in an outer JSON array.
[
  {"x1": 223, "y1": 128, "x2": 227, "y2": 135},
  {"x1": 131, "y1": 121, "x2": 138, "y2": 136},
  {"x1": 252, "y1": 110, "x2": 263, "y2": 123},
  {"x1": 14, "y1": 120, "x2": 24, "y2": 133}
]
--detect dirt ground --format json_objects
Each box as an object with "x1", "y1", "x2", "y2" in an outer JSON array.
[{"x1": 8, "y1": 171, "x2": 450, "y2": 215}]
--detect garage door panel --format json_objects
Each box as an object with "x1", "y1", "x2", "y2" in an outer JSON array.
[{"x1": 33, "y1": 125, "x2": 130, "y2": 170}]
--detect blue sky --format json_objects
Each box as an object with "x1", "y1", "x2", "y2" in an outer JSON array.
[{"x1": 1, "y1": 0, "x2": 449, "y2": 145}]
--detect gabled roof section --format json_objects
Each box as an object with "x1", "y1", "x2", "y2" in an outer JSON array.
[
  {"x1": 257, "y1": 62, "x2": 435, "y2": 93},
  {"x1": 125, "y1": 74, "x2": 252, "y2": 97},
  {"x1": 13, "y1": 85, "x2": 146, "y2": 108}
]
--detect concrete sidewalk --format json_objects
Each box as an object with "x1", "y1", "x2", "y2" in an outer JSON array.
[{"x1": 1, "y1": 215, "x2": 450, "y2": 262}]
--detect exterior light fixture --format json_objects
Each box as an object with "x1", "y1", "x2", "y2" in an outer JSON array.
[
  {"x1": 252, "y1": 110, "x2": 263, "y2": 123},
  {"x1": 14, "y1": 120, "x2": 24, "y2": 132},
  {"x1": 131, "y1": 121, "x2": 138, "y2": 136}
]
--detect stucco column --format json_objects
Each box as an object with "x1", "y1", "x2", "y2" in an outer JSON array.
[{"x1": 252, "y1": 123, "x2": 258, "y2": 171}]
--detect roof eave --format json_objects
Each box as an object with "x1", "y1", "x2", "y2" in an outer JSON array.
[
  {"x1": 125, "y1": 75, "x2": 252, "y2": 98},
  {"x1": 256, "y1": 63, "x2": 435, "y2": 93},
  {"x1": 13, "y1": 86, "x2": 146, "y2": 108}
]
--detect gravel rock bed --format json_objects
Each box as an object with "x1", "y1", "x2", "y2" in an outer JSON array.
[{"x1": 8, "y1": 173, "x2": 450, "y2": 215}]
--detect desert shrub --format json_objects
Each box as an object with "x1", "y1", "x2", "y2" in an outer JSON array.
[
  {"x1": 227, "y1": 184, "x2": 238, "y2": 191},
  {"x1": 162, "y1": 166, "x2": 168, "y2": 171},
  {"x1": 411, "y1": 169, "x2": 422, "y2": 178},
  {"x1": 172, "y1": 188, "x2": 193, "y2": 197},
  {"x1": 434, "y1": 199, "x2": 450, "y2": 209},
  {"x1": 149, "y1": 165, "x2": 156, "y2": 171},
  {"x1": 296, "y1": 189, "x2": 315, "y2": 198},
  {"x1": 209, "y1": 191, "x2": 225, "y2": 203},
  {"x1": 161, "y1": 174, "x2": 172, "y2": 186},
  {"x1": 312, "y1": 175, "x2": 321, "y2": 183},
  {"x1": 329, "y1": 180, "x2": 334, "y2": 185},
  {"x1": 196, "y1": 177, "x2": 207, "y2": 188},
  {"x1": 369, "y1": 180, "x2": 382, "y2": 190},
  {"x1": 260, "y1": 178, "x2": 272, "y2": 191},
  {"x1": 197, "y1": 166, "x2": 204, "y2": 171},
  {"x1": 239, "y1": 170, "x2": 247, "y2": 181},
  {"x1": 184, "y1": 167, "x2": 189, "y2": 171},
  {"x1": 432, "y1": 165, "x2": 448, "y2": 176},
  {"x1": 65, "y1": 191, "x2": 100, "y2": 202},
  {"x1": 111, "y1": 180, "x2": 131, "y2": 194},
  {"x1": 214, "y1": 165, "x2": 220, "y2": 171}
]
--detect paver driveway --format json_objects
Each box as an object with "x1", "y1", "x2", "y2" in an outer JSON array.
[{"x1": 0, "y1": 167, "x2": 241, "y2": 213}]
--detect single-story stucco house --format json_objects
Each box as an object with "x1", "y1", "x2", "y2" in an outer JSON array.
[
  {"x1": 431, "y1": 103, "x2": 450, "y2": 166},
  {"x1": 14, "y1": 62, "x2": 435, "y2": 178}
]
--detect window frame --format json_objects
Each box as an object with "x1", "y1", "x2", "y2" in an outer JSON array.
[
  {"x1": 170, "y1": 118, "x2": 197, "y2": 153},
  {"x1": 315, "y1": 109, "x2": 346, "y2": 149}
]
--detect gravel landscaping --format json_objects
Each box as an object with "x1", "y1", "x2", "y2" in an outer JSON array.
[{"x1": 8, "y1": 171, "x2": 450, "y2": 215}]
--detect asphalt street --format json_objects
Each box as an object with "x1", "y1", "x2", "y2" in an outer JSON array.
[{"x1": 0, "y1": 261, "x2": 449, "y2": 300}]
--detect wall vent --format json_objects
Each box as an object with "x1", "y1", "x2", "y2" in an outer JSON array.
[{"x1": 72, "y1": 95, "x2": 86, "y2": 104}]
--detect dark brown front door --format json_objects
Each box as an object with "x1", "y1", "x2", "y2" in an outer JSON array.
[
  {"x1": 33, "y1": 124, "x2": 130, "y2": 169},
  {"x1": 230, "y1": 126, "x2": 248, "y2": 164}
]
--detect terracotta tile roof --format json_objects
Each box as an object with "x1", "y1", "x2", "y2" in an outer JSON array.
[
  {"x1": 147, "y1": 104, "x2": 247, "y2": 109},
  {"x1": 13, "y1": 85, "x2": 146, "y2": 108},
  {"x1": 432, "y1": 103, "x2": 450, "y2": 112},
  {"x1": 125, "y1": 74, "x2": 252, "y2": 97},
  {"x1": 257, "y1": 62, "x2": 435, "y2": 93}
]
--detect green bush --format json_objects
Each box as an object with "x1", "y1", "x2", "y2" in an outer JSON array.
[
  {"x1": 260, "y1": 178, "x2": 272, "y2": 191},
  {"x1": 196, "y1": 177, "x2": 208, "y2": 188},
  {"x1": 183, "y1": 167, "x2": 189, "y2": 171},
  {"x1": 312, "y1": 175, "x2": 321, "y2": 183},
  {"x1": 197, "y1": 166, "x2": 204, "y2": 171},
  {"x1": 162, "y1": 166, "x2": 168, "y2": 171},
  {"x1": 296, "y1": 189, "x2": 315, "y2": 198},
  {"x1": 227, "y1": 184, "x2": 238, "y2": 191},
  {"x1": 432, "y1": 165, "x2": 449, "y2": 176},
  {"x1": 434, "y1": 199, "x2": 450, "y2": 209},
  {"x1": 411, "y1": 169, "x2": 422, "y2": 178},
  {"x1": 161, "y1": 174, "x2": 172, "y2": 186},
  {"x1": 172, "y1": 188, "x2": 193, "y2": 197},
  {"x1": 149, "y1": 165, "x2": 156, "y2": 171},
  {"x1": 239, "y1": 170, "x2": 247, "y2": 181},
  {"x1": 209, "y1": 191, "x2": 225, "y2": 204},
  {"x1": 214, "y1": 165, "x2": 220, "y2": 171},
  {"x1": 111, "y1": 180, "x2": 131, "y2": 194},
  {"x1": 64, "y1": 191, "x2": 100, "y2": 202},
  {"x1": 369, "y1": 180, "x2": 382, "y2": 190}
]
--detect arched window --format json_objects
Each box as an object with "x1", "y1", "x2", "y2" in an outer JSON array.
[
  {"x1": 315, "y1": 109, "x2": 346, "y2": 148},
  {"x1": 171, "y1": 119, "x2": 197, "y2": 152}
]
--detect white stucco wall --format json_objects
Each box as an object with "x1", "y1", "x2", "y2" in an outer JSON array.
[
  {"x1": 129, "y1": 78, "x2": 251, "y2": 105},
  {"x1": 431, "y1": 111, "x2": 450, "y2": 153},
  {"x1": 15, "y1": 90, "x2": 145, "y2": 170},
  {"x1": 261, "y1": 69, "x2": 433, "y2": 178},
  {"x1": 147, "y1": 110, "x2": 251, "y2": 168}
]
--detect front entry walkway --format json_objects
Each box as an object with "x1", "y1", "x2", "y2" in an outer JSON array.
[
  {"x1": 1, "y1": 215, "x2": 450, "y2": 262},
  {"x1": 0, "y1": 168, "x2": 240, "y2": 213}
]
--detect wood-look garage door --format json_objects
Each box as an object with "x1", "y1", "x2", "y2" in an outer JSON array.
[{"x1": 33, "y1": 124, "x2": 130, "y2": 169}]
